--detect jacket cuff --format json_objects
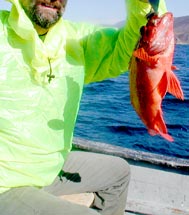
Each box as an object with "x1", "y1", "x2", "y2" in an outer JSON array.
[{"x1": 125, "y1": 0, "x2": 167, "y2": 36}]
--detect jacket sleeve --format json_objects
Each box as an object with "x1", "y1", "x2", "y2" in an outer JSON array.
[{"x1": 82, "y1": 0, "x2": 167, "y2": 84}]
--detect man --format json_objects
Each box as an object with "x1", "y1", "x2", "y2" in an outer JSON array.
[{"x1": 0, "y1": 0, "x2": 166, "y2": 214}]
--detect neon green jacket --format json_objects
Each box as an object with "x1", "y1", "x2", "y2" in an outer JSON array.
[{"x1": 0, "y1": 0, "x2": 166, "y2": 193}]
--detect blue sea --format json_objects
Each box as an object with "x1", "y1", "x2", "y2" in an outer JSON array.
[{"x1": 74, "y1": 45, "x2": 189, "y2": 159}]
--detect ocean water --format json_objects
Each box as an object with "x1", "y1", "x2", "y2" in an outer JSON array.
[{"x1": 74, "y1": 45, "x2": 189, "y2": 159}]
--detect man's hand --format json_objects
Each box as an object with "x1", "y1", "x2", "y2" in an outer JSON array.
[{"x1": 140, "y1": 0, "x2": 160, "y2": 13}]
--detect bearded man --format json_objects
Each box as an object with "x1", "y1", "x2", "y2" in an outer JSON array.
[{"x1": 0, "y1": 0, "x2": 166, "y2": 214}]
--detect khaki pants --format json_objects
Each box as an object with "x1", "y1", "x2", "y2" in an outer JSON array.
[{"x1": 0, "y1": 151, "x2": 130, "y2": 215}]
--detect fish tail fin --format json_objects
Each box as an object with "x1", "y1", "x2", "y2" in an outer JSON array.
[
  {"x1": 159, "y1": 131, "x2": 174, "y2": 142},
  {"x1": 148, "y1": 127, "x2": 174, "y2": 142},
  {"x1": 148, "y1": 110, "x2": 174, "y2": 142},
  {"x1": 168, "y1": 70, "x2": 184, "y2": 100}
]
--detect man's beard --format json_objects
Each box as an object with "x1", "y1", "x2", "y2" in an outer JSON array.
[{"x1": 23, "y1": 2, "x2": 63, "y2": 29}]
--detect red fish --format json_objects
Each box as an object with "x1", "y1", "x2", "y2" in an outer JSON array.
[{"x1": 129, "y1": 12, "x2": 184, "y2": 142}]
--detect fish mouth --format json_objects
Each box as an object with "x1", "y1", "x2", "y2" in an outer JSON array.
[{"x1": 141, "y1": 12, "x2": 173, "y2": 54}]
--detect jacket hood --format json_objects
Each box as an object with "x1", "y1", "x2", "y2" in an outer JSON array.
[{"x1": 8, "y1": 0, "x2": 35, "y2": 39}]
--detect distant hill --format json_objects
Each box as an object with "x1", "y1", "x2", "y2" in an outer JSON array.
[
  {"x1": 174, "y1": 16, "x2": 189, "y2": 44},
  {"x1": 114, "y1": 16, "x2": 189, "y2": 44}
]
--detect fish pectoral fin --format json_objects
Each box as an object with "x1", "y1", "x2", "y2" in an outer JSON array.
[
  {"x1": 157, "y1": 72, "x2": 168, "y2": 98},
  {"x1": 168, "y1": 71, "x2": 184, "y2": 100},
  {"x1": 133, "y1": 48, "x2": 158, "y2": 64},
  {"x1": 171, "y1": 65, "x2": 178, "y2": 70}
]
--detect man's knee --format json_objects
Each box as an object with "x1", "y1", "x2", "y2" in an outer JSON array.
[{"x1": 108, "y1": 156, "x2": 131, "y2": 186}]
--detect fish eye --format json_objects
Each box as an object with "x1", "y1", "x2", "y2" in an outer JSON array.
[{"x1": 151, "y1": 19, "x2": 158, "y2": 26}]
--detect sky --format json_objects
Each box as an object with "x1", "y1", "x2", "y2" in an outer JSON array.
[{"x1": 0, "y1": 0, "x2": 188, "y2": 25}]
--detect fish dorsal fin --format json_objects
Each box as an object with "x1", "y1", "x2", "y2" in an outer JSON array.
[
  {"x1": 133, "y1": 48, "x2": 158, "y2": 64},
  {"x1": 157, "y1": 72, "x2": 168, "y2": 98},
  {"x1": 168, "y1": 71, "x2": 184, "y2": 100}
]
